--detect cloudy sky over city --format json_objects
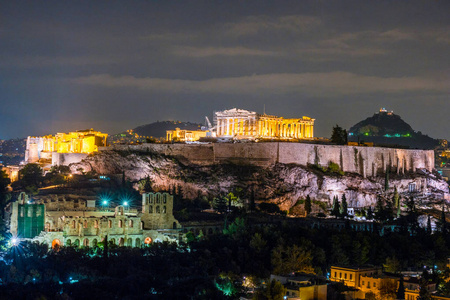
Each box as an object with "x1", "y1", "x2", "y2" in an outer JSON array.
[{"x1": 1, "y1": 0, "x2": 449, "y2": 140}]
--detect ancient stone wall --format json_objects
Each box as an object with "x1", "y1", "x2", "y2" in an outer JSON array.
[{"x1": 100, "y1": 143, "x2": 434, "y2": 177}]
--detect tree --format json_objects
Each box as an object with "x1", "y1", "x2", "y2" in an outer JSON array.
[
  {"x1": 331, "y1": 125, "x2": 348, "y2": 145},
  {"x1": 440, "y1": 205, "x2": 447, "y2": 234},
  {"x1": 304, "y1": 195, "x2": 312, "y2": 216},
  {"x1": 397, "y1": 277, "x2": 405, "y2": 300},
  {"x1": 340, "y1": 194, "x2": 348, "y2": 218},
  {"x1": 253, "y1": 279, "x2": 287, "y2": 300},
  {"x1": 213, "y1": 196, "x2": 227, "y2": 213},
  {"x1": 367, "y1": 206, "x2": 374, "y2": 220},
  {"x1": 392, "y1": 186, "x2": 400, "y2": 207},
  {"x1": 271, "y1": 244, "x2": 315, "y2": 275},
  {"x1": 143, "y1": 176, "x2": 153, "y2": 192},
  {"x1": 385, "y1": 167, "x2": 390, "y2": 191},
  {"x1": 383, "y1": 256, "x2": 401, "y2": 274},
  {"x1": 331, "y1": 196, "x2": 340, "y2": 218},
  {"x1": 19, "y1": 163, "x2": 43, "y2": 189},
  {"x1": 427, "y1": 215, "x2": 432, "y2": 234}
]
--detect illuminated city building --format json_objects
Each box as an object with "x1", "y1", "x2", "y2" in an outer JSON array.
[
  {"x1": 24, "y1": 129, "x2": 108, "y2": 165},
  {"x1": 166, "y1": 128, "x2": 209, "y2": 142},
  {"x1": 213, "y1": 108, "x2": 314, "y2": 139}
]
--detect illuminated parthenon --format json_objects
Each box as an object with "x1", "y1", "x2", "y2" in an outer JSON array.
[{"x1": 214, "y1": 108, "x2": 314, "y2": 139}]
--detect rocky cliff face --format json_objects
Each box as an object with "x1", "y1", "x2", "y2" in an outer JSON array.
[{"x1": 71, "y1": 150, "x2": 448, "y2": 211}]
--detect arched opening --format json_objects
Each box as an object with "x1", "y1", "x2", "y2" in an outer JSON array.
[
  {"x1": 149, "y1": 205, "x2": 153, "y2": 213},
  {"x1": 129, "y1": 220, "x2": 134, "y2": 228},
  {"x1": 83, "y1": 238, "x2": 89, "y2": 247},
  {"x1": 144, "y1": 237, "x2": 152, "y2": 245},
  {"x1": 110, "y1": 238, "x2": 116, "y2": 245},
  {"x1": 92, "y1": 239, "x2": 98, "y2": 247},
  {"x1": 135, "y1": 238, "x2": 141, "y2": 248},
  {"x1": 52, "y1": 239, "x2": 61, "y2": 250},
  {"x1": 127, "y1": 238, "x2": 132, "y2": 247},
  {"x1": 156, "y1": 206, "x2": 160, "y2": 213},
  {"x1": 162, "y1": 206, "x2": 166, "y2": 213},
  {"x1": 119, "y1": 238, "x2": 124, "y2": 246},
  {"x1": 83, "y1": 220, "x2": 88, "y2": 228},
  {"x1": 108, "y1": 220, "x2": 112, "y2": 228},
  {"x1": 119, "y1": 220, "x2": 123, "y2": 228},
  {"x1": 74, "y1": 239, "x2": 80, "y2": 247},
  {"x1": 66, "y1": 239, "x2": 72, "y2": 246},
  {"x1": 94, "y1": 220, "x2": 99, "y2": 228},
  {"x1": 173, "y1": 222, "x2": 177, "y2": 229},
  {"x1": 140, "y1": 221, "x2": 144, "y2": 230},
  {"x1": 72, "y1": 220, "x2": 76, "y2": 228}
]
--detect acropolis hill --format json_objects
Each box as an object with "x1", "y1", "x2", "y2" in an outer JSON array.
[{"x1": 70, "y1": 142, "x2": 448, "y2": 210}]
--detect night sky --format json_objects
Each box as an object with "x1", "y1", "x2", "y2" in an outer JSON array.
[{"x1": 1, "y1": 1, "x2": 449, "y2": 140}]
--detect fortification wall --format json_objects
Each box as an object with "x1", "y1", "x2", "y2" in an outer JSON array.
[
  {"x1": 52, "y1": 152, "x2": 89, "y2": 166},
  {"x1": 100, "y1": 143, "x2": 434, "y2": 177}
]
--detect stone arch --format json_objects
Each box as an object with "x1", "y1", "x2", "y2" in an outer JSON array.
[
  {"x1": 74, "y1": 239, "x2": 80, "y2": 247},
  {"x1": 127, "y1": 238, "x2": 132, "y2": 247},
  {"x1": 83, "y1": 238, "x2": 89, "y2": 247},
  {"x1": 66, "y1": 239, "x2": 72, "y2": 246},
  {"x1": 94, "y1": 220, "x2": 99, "y2": 228},
  {"x1": 119, "y1": 237, "x2": 124, "y2": 247},
  {"x1": 52, "y1": 239, "x2": 61, "y2": 250},
  {"x1": 129, "y1": 220, "x2": 134, "y2": 228},
  {"x1": 135, "y1": 238, "x2": 141, "y2": 248},
  {"x1": 92, "y1": 239, "x2": 98, "y2": 247},
  {"x1": 110, "y1": 238, "x2": 116, "y2": 245}
]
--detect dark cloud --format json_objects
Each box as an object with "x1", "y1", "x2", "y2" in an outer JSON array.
[{"x1": 0, "y1": 0, "x2": 449, "y2": 140}]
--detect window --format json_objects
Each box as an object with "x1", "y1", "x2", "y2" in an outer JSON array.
[
  {"x1": 108, "y1": 220, "x2": 112, "y2": 228},
  {"x1": 36, "y1": 207, "x2": 42, "y2": 217},
  {"x1": 72, "y1": 220, "x2": 76, "y2": 228},
  {"x1": 367, "y1": 282, "x2": 370, "y2": 288},
  {"x1": 119, "y1": 220, "x2": 123, "y2": 228},
  {"x1": 373, "y1": 282, "x2": 376, "y2": 287},
  {"x1": 28, "y1": 206, "x2": 33, "y2": 217},
  {"x1": 94, "y1": 220, "x2": 99, "y2": 228},
  {"x1": 344, "y1": 273, "x2": 347, "y2": 279},
  {"x1": 149, "y1": 205, "x2": 153, "y2": 213},
  {"x1": 20, "y1": 207, "x2": 24, "y2": 217},
  {"x1": 350, "y1": 274, "x2": 352, "y2": 280},
  {"x1": 163, "y1": 206, "x2": 166, "y2": 213},
  {"x1": 129, "y1": 220, "x2": 134, "y2": 228},
  {"x1": 339, "y1": 272, "x2": 342, "y2": 279},
  {"x1": 156, "y1": 206, "x2": 160, "y2": 213},
  {"x1": 334, "y1": 272, "x2": 337, "y2": 278},
  {"x1": 163, "y1": 195, "x2": 167, "y2": 204},
  {"x1": 362, "y1": 281, "x2": 365, "y2": 286},
  {"x1": 84, "y1": 220, "x2": 88, "y2": 228}
]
